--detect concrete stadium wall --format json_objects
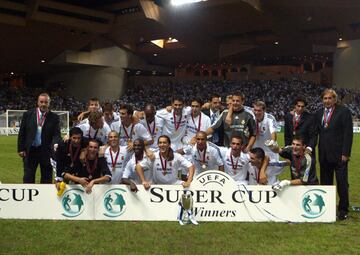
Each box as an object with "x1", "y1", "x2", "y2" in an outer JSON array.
[
  {"x1": 334, "y1": 39, "x2": 360, "y2": 89},
  {"x1": 46, "y1": 66, "x2": 126, "y2": 101},
  {"x1": 45, "y1": 37, "x2": 171, "y2": 101}
]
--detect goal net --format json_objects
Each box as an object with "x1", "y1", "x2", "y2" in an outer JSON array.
[{"x1": 0, "y1": 110, "x2": 69, "y2": 135}]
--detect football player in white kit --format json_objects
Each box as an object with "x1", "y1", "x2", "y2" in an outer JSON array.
[
  {"x1": 77, "y1": 111, "x2": 111, "y2": 145},
  {"x1": 182, "y1": 98, "x2": 211, "y2": 145},
  {"x1": 155, "y1": 96, "x2": 191, "y2": 151},
  {"x1": 136, "y1": 135, "x2": 195, "y2": 189},
  {"x1": 101, "y1": 131, "x2": 131, "y2": 184},
  {"x1": 115, "y1": 104, "x2": 153, "y2": 150},
  {"x1": 178, "y1": 131, "x2": 224, "y2": 176},
  {"x1": 217, "y1": 134, "x2": 269, "y2": 185},
  {"x1": 103, "y1": 102, "x2": 121, "y2": 131},
  {"x1": 76, "y1": 97, "x2": 101, "y2": 124},
  {"x1": 247, "y1": 147, "x2": 286, "y2": 185},
  {"x1": 250, "y1": 101, "x2": 279, "y2": 161},
  {"x1": 139, "y1": 104, "x2": 163, "y2": 151},
  {"x1": 122, "y1": 139, "x2": 152, "y2": 191}
]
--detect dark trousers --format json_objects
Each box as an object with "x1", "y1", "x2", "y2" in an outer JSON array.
[
  {"x1": 23, "y1": 146, "x2": 53, "y2": 183},
  {"x1": 320, "y1": 160, "x2": 349, "y2": 212}
]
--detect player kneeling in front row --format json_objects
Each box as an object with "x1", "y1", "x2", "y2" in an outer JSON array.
[
  {"x1": 101, "y1": 131, "x2": 131, "y2": 184},
  {"x1": 178, "y1": 131, "x2": 224, "y2": 176},
  {"x1": 55, "y1": 127, "x2": 88, "y2": 190},
  {"x1": 122, "y1": 139, "x2": 152, "y2": 192},
  {"x1": 248, "y1": 147, "x2": 287, "y2": 185},
  {"x1": 136, "y1": 135, "x2": 195, "y2": 189},
  {"x1": 63, "y1": 139, "x2": 112, "y2": 193},
  {"x1": 267, "y1": 135, "x2": 318, "y2": 191},
  {"x1": 215, "y1": 134, "x2": 269, "y2": 185}
]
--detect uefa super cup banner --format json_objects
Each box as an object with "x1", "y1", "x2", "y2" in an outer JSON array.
[{"x1": 0, "y1": 171, "x2": 336, "y2": 222}]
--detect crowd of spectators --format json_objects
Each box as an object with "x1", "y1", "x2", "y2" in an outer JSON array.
[
  {"x1": 1, "y1": 78, "x2": 360, "y2": 121},
  {"x1": 122, "y1": 79, "x2": 360, "y2": 120},
  {"x1": 0, "y1": 86, "x2": 86, "y2": 117}
]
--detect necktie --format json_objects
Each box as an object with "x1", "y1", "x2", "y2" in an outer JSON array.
[
  {"x1": 211, "y1": 112, "x2": 219, "y2": 143},
  {"x1": 323, "y1": 108, "x2": 331, "y2": 127},
  {"x1": 211, "y1": 113, "x2": 216, "y2": 124},
  {"x1": 33, "y1": 112, "x2": 43, "y2": 146}
]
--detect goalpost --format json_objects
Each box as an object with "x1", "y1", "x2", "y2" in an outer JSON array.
[{"x1": 0, "y1": 110, "x2": 69, "y2": 136}]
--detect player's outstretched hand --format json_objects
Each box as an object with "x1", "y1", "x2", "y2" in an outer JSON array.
[{"x1": 272, "y1": 180, "x2": 291, "y2": 191}]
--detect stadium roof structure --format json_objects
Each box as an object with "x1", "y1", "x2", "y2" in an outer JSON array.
[{"x1": 0, "y1": 0, "x2": 360, "y2": 73}]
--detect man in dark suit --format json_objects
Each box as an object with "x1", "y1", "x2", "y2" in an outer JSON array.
[
  {"x1": 284, "y1": 97, "x2": 315, "y2": 148},
  {"x1": 202, "y1": 94, "x2": 224, "y2": 146},
  {"x1": 18, "y1": 93, "x2": 62, "y2": 183},
  {"x1": 313, "y1": 89, "x2": 353, "y2": 220}
]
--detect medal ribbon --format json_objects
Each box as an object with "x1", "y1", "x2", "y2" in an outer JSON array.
[
  {"x1": 85, "y1": 157, "x2": 98, "y2": 176},
  {"x1": 122, "y1": 123, "x2": 134, "y2": 139},
  {"x1": 146, "y1": 119, "x2": 156, "y2": 136},
  {"x1": 68, "y1": 143, "x2": 81, "y2": 167},
  {"x1": 135, "y1": 152, "x2": 144, "y2": 165},
  {"x1": 197, "y1": 147, "x2": 207, "y2": 165},
  {"x1": 230, "y1": 149, "x2": 239, "y2": 175},
  {"x1": 88, "y1": 127, "x2": 99, "y2": 139},
  {"x1": 323, "y1": 107, "x2": 335, "y2": 127},
  {"x1": 110, "y1": 147, "x2": 120, "y2": 169},
  {"x1": 256, "y1": 120, "x2": 259, "y2": 136},
  {"x1": 191, "y1": 113, "x2": 202, "y2": 132},
  {"x1": 292, "y1": 114, "x2": 301, "y2": 132},
  {"x1": 293, "y1": 153, "x2": 304, "y2": 174},
  {"x1": 173, "y1": 112, "x2": 182, "y2": 131},
  {"x1": 36, "y1": 108, "x2": 47, "y2": 127},
  {"x1": 159, "y1": 153, "x2": 167, "y2": 175}
]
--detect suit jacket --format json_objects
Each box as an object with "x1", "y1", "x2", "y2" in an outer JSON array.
[
  {"x1": 313, "y1": 105, "x2": 353, "y2": 163},
  {"x1": 202, "y1": 108, "x2": 224, "y2": 146},
  {"x1": 284, "y1": 111, "x2": 315, "y2": 147},
  {"x1": 18, "y1": 108, "x2": 61, "y2": 154}
]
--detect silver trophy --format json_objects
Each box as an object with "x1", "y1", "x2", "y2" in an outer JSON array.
[{"x1": 178, "y1": 193, "x2": 198, "y2": 225}]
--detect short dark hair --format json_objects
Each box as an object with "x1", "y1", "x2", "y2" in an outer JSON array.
[
  {"x1": 232, "y1": 92, "x2": 245, "y2": 100},
  {"x1": 250, "y1": 147, "x2": 265, "y2": 161},
  {"x1": 69, "y1": 127, "x2": 83, "y2": 137},
  {"x1": 210, "y1": 94, "x2": 220, "y2": 101},
  {"x1": 134, "y1": 138, "x2": 145, "y2": 148},
  {"x1": 230, "y1": 133, "x2": 243, "y2": 144},
  {"x1": 119, "y1": 104, "x2": 134, "y2": 116},
  {"x1": 88, "y1": 139, "x2": 100, "y2": 147},
  {"x1": 144, "y1": 104, "x2": 156, "y2": 111},
  {"x1": 88, "y1": 97, "x2": 100, "y2": 104},
  {"x1": 171, "y1": 95, "x2": 184, "y2": 103},
  {"x1": 103, "y1": 102, "x2": 114, "y2": 112},
  {"x1": 293, "y1": 96, "x2": 307, "y2": 107},
  {"x1": 292, "y1": 135, "x2": 305, "y2": 145},
  {"x1": 191, "y1": 97, "x2": 203, "y2": 106}
]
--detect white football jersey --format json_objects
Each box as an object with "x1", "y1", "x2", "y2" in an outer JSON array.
[
  {"x1": 183, "y1": 143, "x2": 223, "y2": 176},
  {"x1": 104, "y1": 146, "x2": 131, "y2": 184},
  {"x1": 77, "y1": 121, "x2": 111, "y2": 144},
  {"x1": 182, "y1": 112, "x2": 211, "y2": 144},
  {"x1": 122, "y1": 152, "x2": 152, "y2": 184},
  {"x1": 156, "y1": 107, "x2": 191, "y2": 150},
  {"x1": 139, "y1": 152, "x2": 192, "y2": 185},
  {"x1": 219, "y1": 147, "x2": 250, "y2": 184},
  {"x1": 139, "y1": 116, "x2": 164, "y2": 151}
]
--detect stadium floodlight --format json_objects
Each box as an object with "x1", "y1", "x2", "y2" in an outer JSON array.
[{"x1": 171, "y1": 0, "x2": 207, "y2": 6}]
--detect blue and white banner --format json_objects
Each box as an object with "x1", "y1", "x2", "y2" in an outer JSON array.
[{"x1": 0, "y1": 171, "x2": 336, "y2": 222}]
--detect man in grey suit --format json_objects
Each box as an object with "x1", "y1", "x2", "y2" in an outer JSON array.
[{"x1": 18, "y1": 93, "x2": 61, "y2": 183}]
